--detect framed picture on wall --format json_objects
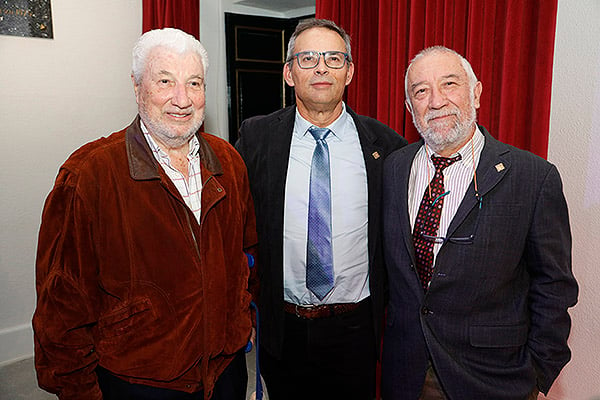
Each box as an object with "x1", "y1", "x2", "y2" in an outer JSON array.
[{"x1": 0, "y1": 0, "x2": 53, "y2": 39}]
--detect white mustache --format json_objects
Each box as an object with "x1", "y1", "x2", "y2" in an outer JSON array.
[
  {"x1": 166, "y1": 109, "x2": 193, "y2": 115},
  {"x1": 425, "y1": 109, "x2": 459, "y2": 122}
]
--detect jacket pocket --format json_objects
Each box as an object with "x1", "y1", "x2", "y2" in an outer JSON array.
[
  {"x1": 98, "y1": 298, "x2": 152, "y2": 338},
  {"x1": 469, "y1": 324, "x2": 529, "y2": 347},
  {"x1": 469, "y1": 323, "x2": 528, "y2": 348}
]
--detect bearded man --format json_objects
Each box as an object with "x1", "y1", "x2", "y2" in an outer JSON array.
[
  {"x1": 380, "y1": 46, "x2": 578, "y2": 400},
  {"x1": 33, "y1": 28, "x2": 257, "y2": 400}
]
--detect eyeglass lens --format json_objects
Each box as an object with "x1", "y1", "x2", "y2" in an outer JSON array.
[{"x1": 295, "y1": 51, "x2": 347, "y2": 69}]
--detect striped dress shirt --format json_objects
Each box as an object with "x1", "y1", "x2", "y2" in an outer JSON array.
[
  {"x1": 141, "y1": 122, "x2": 203, "y2": 223},
  {"x1": 408, "y1": 127, "x2": 485, "y2": 262}
]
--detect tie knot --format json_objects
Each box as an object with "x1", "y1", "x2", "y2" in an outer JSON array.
[
  {"x1": 308, "y1": 126, "x2": 331, "y2": 141},
  {"x1": 431, "y1": 154, "x2": 461, "y2": 172}
]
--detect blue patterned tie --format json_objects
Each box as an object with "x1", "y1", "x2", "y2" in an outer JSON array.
[{"x1": 306, "y1": 126, "x2": 334, "y2": 300}]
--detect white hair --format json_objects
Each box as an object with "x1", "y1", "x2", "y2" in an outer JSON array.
[
  {"x1": 131, "y1": 28, "x2": 209, "y2": 84},
  {"x1": 404, "y1": 46, "x2": 478, "y2": 109}
]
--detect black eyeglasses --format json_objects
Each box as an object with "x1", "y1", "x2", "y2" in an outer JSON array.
[
  {"x1": 290, "y1": 51, "x2": 349, "y2": 69},
  {"x1": 418, "y1": 191, "x2": 483, "y2": 245}
]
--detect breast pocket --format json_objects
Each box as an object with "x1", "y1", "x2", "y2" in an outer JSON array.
[{"x1": 481, "y1": 202, "x2": 521, "y2": 218}]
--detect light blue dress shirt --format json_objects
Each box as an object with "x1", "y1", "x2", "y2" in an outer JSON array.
[{"x1": 283, "y1": 104, "x2": 369, "y2": 305}]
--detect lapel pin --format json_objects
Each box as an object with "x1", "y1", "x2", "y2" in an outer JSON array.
[
  {"x1": 495, "y1": 163, "x2": 505, "y2": 172},
  {"x1": 372, "y1": 151, "x2": 380, "y2": 159}
]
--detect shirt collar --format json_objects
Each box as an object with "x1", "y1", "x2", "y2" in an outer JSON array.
[
  {"x1": 294, "y1": 102, "x2": 349, "y2": 141},
  {"x1": 425, "y1": 125, "x2": 485, "y2": 167},
  {"x1": 140, "y1": 119, "x2": 200, "y2": 159}
]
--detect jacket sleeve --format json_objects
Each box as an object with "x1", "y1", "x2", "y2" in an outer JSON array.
[
  {"x1": 32, "y1": 169, "x2": 103, "y2": 400},
  {"x1": 525, "y1": 165, "x2": 578, "y2": 394}
]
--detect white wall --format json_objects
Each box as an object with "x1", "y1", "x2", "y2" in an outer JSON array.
[
  {"x1": 545, "y1": 0, "x2": 600, "y2": 399},
  {"x1": 2, "y1": 1, "x2": 599, "y2": 398},
  {"x1": 0, "y1": 0, "x2": 141, "y2": 365}
]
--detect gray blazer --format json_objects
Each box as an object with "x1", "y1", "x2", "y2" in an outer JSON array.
[{"x1": 381, "y1": 126, "x2": 578, "y2": 399}]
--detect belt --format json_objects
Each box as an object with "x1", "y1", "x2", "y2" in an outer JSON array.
[{"x1": 283, "y1": 299, "x2": 366, "y2": 319}]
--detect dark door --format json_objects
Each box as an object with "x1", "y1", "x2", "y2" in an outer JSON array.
[{"x1": 225, "y1": 12, "x2": 313, "y2": 144}]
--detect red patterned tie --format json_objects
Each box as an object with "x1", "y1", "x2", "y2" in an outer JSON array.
[{"x1": 413, "y1": 154, "x2": 461, "y2": 291}]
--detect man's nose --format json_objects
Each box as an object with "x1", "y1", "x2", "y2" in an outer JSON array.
[
  {"x1": 314, "y1": 55, "x2": 329, "y2": 75},
  {"x1": 429, "y1": 87, "x2": 448, "y2": 109},
  {"x1": 171, "y1": 84, "x2": 192, "y2": 108}
]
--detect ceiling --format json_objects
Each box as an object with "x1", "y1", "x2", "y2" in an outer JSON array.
[{"x1": 233, "y1": 0, "x2": 315, "y2": 13}]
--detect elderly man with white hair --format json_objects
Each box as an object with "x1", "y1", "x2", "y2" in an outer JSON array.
[
  {"x1": 381, "y1": 46, "x2": 578, "y2": 400},
  {"x1": 33, "y1": 28, "x2": 257, "y2": 400}
]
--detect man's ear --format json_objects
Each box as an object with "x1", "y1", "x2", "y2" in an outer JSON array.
[
  {"x1": 473, "y1": 81, "x2": 482, "y2": 109},
  {"x1": 131, "y1": 75, "x2": 140, "y2": 104},
  {"x1": 283, "y1": 62, "x2": 295, "y2": 87},
  {"x1": 345, "y1": 62, "x2": 355, "y2": 86},
  {"x1": 405, "y1": 99, "x2": 413, "y2": 115}
]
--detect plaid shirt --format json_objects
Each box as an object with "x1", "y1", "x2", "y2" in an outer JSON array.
[{"x1": 142, "y1": 122, "x2": 202, "y2": 223}]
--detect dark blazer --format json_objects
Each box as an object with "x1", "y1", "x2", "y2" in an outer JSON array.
[
  {"x1": 236, "y1": 105, "x2": 407, "y2": 359},
  {"x1": 381, "y1": 126, "x2": 578, "y2": 400}
]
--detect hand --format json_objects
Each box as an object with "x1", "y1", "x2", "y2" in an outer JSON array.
[
  {"x1": 526, "y1": 387, "x2": 539, "y2": 400},
  {"x1": 250, "y1": 327, "x2": 256, "y2": 347}
]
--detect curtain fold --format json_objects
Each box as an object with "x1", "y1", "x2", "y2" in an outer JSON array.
[
  {"x1": 316, "y1": 0, "x2": 558, "y2": 158},
  {"x1": 142, "y1": 0, "x2": 199, "y2": 39}
]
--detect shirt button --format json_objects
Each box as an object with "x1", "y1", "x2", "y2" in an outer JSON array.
[{"x1": 421, "y1": 307, "x2": 432, "y2": 315}]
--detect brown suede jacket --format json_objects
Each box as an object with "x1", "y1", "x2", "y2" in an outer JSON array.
[{"x1": 33, "y1": 117, "x2": 258, "y2": 399}]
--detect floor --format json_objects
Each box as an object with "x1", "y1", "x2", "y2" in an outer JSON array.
[{"x1": 0, "y1": 349, "x2": 268, "y2": 399}]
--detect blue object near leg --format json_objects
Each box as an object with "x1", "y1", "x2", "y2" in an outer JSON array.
[{"x1": 245, "y1": 252, "x2": 255, "y2": 268}]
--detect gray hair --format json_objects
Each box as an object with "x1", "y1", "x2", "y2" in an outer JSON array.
[
  {"x1": 131, "y1": 28, "x2": 209, "y2": 84},
  {"x1": 404, "y1": 46, "x2": 478, "y2": 109},
  {"x1": 285, "y1": 18, "x2": 353, "y2": 64}
]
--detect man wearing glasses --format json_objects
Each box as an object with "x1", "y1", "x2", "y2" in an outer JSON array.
[
  {"x1": 381, "y1": 46, "x2": 578, "y2": 400},
  {"x1": 236, "y1": 18, "x2": 406, "y2": 400}
]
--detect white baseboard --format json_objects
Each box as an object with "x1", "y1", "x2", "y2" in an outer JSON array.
[{"x1": 0, "y1": 323, "x2": 34, "y2": 367}]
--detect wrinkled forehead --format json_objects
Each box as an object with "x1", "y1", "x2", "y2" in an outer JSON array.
[{"x1": 408, "y1": 51, "x2": 467, "y2": 84}]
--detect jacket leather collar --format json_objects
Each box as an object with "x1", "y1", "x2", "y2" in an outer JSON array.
[{"x1": 125, "y1": 115, "x2": 224, "y2": 180}]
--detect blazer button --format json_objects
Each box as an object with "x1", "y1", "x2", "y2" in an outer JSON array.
[
  {"x1": 409, "y1": 264, "x2": 415, "y2": 270},
  {"x1": 421, "y1": 307, "x2": 433, "y2": 315}
]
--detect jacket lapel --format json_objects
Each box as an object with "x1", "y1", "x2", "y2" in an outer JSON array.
[
  {"x1": 445, "y1": 128, "x2": 511, "y2": 238},
  {"x1": 267, "y1": 107, "x2": 296, "y2": 247},
  {"x1": 348, "y1": 107, "x2": 386, "y2": 267},
  {"x1": 400, "y1": 143, "x2": 422, "y2": 264},
  {"x1": 392, "y1": 142, "x2": 424, "y2": 299}
]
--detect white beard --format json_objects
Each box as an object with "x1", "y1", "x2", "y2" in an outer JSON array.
[
  {"x1": 139, "y1": 106, "x2": 203, "y2": 149},
  {"x1": 413, "y1": 104, "x2": 476, "y2": 154}
]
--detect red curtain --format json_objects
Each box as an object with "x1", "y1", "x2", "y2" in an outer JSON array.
[
  {"x1": 142, "y1": 0, "x2": 199, "y2": 39},
  {"x1": 317, "y1": 0, "x2": 558, "y2": 158}
]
